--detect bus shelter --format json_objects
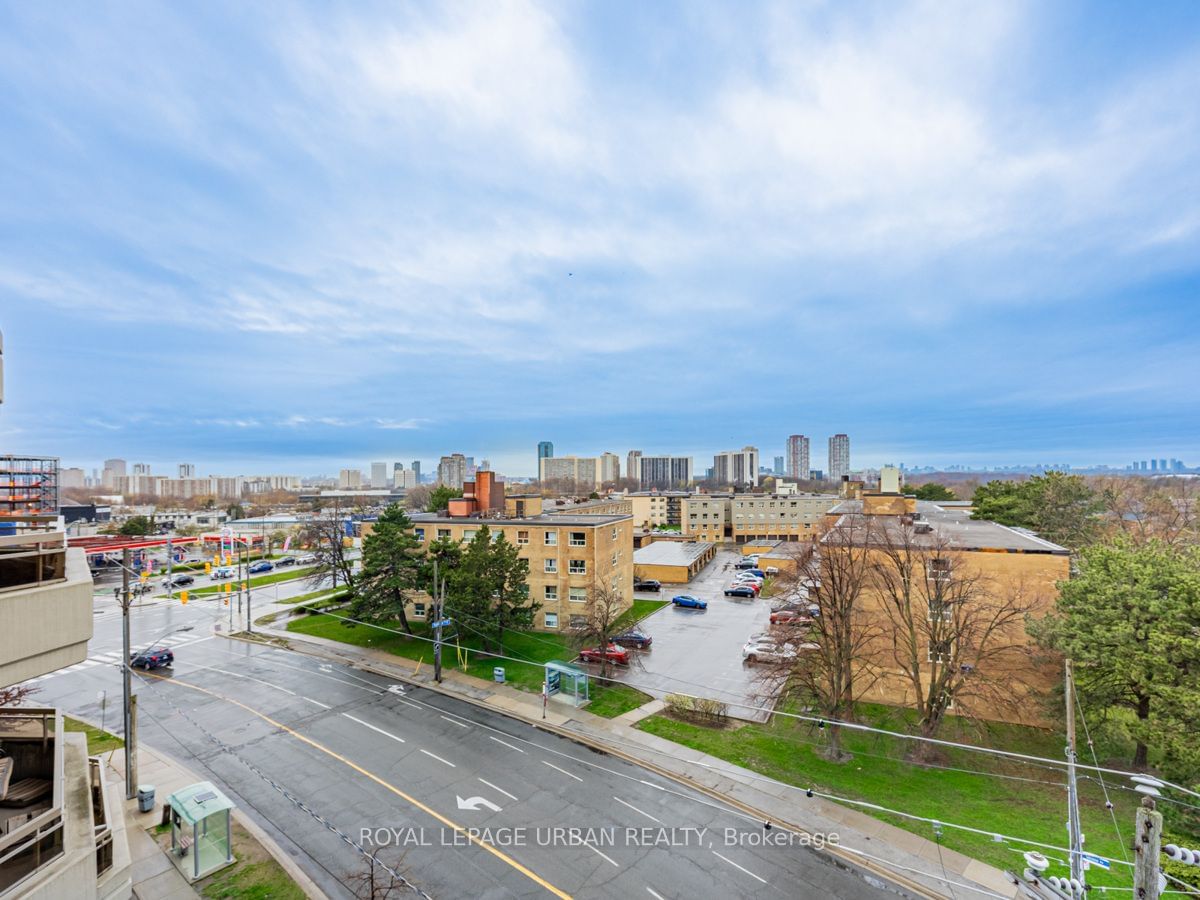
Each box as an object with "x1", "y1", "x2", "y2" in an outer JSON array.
[
  {"x1": 545, "y1": 660, "x2": 589, "y2": 707},
  {"x1": 166, "y1": 781, "x2": 235, "y2": 881}
]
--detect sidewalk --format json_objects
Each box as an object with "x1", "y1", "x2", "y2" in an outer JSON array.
[
  {"x1": 106, "y1": 743, "x2": 326, "y2": 899},
  {"x1": 250, "y1": 619, "x2": 1019, "y2": 900}
]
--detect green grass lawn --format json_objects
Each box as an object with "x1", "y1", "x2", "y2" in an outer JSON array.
[
  {"x1": 188, "y1": 566, "x2": 315, "y2": 596},
  {"x1": 636, "y1": 702, "x2": 1163, "y2": 891},
  {"x1": 287, "y1": 613, "x2": 571, "y2": 692},
  {"x1": 586, "y1": 682, "x2": 652, "y2": 718},
  {"x1": 278, "y1": 586, "x2": 344, "y2": 605},
  {"x1": 63, "y1": 716, "x2": 123, "y2": 754}
]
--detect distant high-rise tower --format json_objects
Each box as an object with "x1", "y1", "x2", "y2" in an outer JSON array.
[
  {"x1": 411, "y1": 460, "x2": 421, "y2": 482},
  {"x1": 786, "y1": 435, "x2": 810, "y2": 480},
  {"x1": 828, "y1": 434, "x2": 850, "y2": 481},
  {"x1": 773, "y1": 456, "x2": 784, "y2": 475},
  {"x1": 538, "y1": 441, "x2": 553, "y2": 476},
  {"x1": 627, "y1": 450, "x2": 643, "y2": 485},
  {"x1": 178, "y1": 463, "x2": 195, "y2": 479},
  {"x1": 370, "y1": 461, "x2": 388, "y2": 488},
  {"x1": 713, "y1": 447, "x2": 760, "y2": 487}
]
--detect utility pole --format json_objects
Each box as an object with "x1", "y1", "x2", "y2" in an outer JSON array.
[
  {"x1": 1134, "y1": 797, "x2": 1162, "y2": 899},
  {"x1": 1064, "y1": 659, "x2": 1084, "y2": 888},
  {"x1": 121, "y1": 548, "x2": 136, "y2": 800},
  {"x1": 433, "y1": 559, "x2": 442, "y2": 684},
  {"x1": 165, "y1": 536, "x2": 173, "y2": 603}
]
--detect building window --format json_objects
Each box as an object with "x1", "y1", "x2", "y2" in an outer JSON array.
[
  {"x1": 569, "y1": 614, "x2": 587, "y2": 629},
  {"x1": 612, "y1": 527, "x2": 618, "y2": 540},
  {"x1": 611, "y1": 553, "x2": 617, "y2": 566},
  {"x1": 437, "y1": 528, "x2": 451, "y2": 540},
  {"x1": 928, "y1": 598, "x2": 953, "y2": 622},
  {"x1": 414, "y1": 528, "x2": 425, "y2": 542},
  {"x1": 544, "y1": 531, "x2": 558, "y2": 546},
  {"x1": 517, "y1": 530, "x2": 530, "y2": 545},
  {"x1": 569, "y1": 587, "x2": 587, "y2": 603},
  {"x1": 927, "y1": 558, "x2": 952, "y2": 582},
  {"x1": 463, "y1": 529, "x2": 477, "y2": 541},
  {"x1": 544, "y1": 612, "x2": 559, "y2": 629},
  {"x1": 413, "y1": 602, "x2": 426, "y2": 619},
  {"x1": 927, "y1": 640, "x2": 953, "y2": 664},
  {"x1": 544, "y1": 585, "x2": 558, "y2": 601},
  {"x1": 569, "y1": 560, "x2": 586, "y2": 575},
  {"x1": 569, "y1": 532, "x2": 586, "y2": 546},
  {"x1": 544, "y1": 559, "x2": 558, "y2": 574}
]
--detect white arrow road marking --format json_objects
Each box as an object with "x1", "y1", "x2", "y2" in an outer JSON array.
[
  {"x1": 478, "y1": 778, "x2": 518, "y2": 802},
  {"x1": 456, "y1": 795, "x2": 502, "y2": 812}
]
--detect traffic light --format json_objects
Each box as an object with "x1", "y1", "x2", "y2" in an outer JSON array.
[
  {"x1": 139, "y1": 572, "x2": 148, "y2": 583},
  {"x1": 180, "y1": 591, "x2": 188, "y2": 604},
  {"x1": 204, "y1": 562, "x2": 212, "y2": 575},
  {"x1": 224, "y1": 554, "x2": 232, "y2": 566}
]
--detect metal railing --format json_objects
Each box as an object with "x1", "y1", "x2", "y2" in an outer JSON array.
[
  {"x1": 0, "y1": 515, "x2": 69, "y2": 592},
  {"x1": 0, "y1": 708, "x2": 65, "y2": 896}
]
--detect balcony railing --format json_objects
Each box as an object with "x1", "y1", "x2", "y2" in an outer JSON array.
[
  {"x1": 0, "y1": 516, "x2": 68, "y2": 592},
  {"x1": 0, "y1": 708, "x2": 64, "y2": 896}
]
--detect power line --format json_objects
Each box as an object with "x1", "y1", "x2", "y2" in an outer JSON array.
[{"x1": 304, "y1": 609, "x2": 1200, "y2": 801}]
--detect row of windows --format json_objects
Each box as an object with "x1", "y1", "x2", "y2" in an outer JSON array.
[
  {"x1": 543, "y1": 559, "x2": 588, "y2": 574},
  {"x1": 413, "y1": 527, "x2": 617, "y2": 545},
  {"x1": 543, "y1": 585, "x2": 591, "y2": 602},
  {"x1": 542, "y1": 612, "x2": 588, "y2": 629}
]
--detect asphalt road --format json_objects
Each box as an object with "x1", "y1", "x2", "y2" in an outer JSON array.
[{"x1": 30, "y1": 595, "x2": 898, "y2": 899}]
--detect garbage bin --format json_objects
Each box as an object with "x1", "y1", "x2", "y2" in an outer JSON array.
[
  {"x1": 137, "y1": 785, "x2": 155, "y2": 813},
  {"x1": 493, "y1": 667, "x2": 505, "y2": 684}
]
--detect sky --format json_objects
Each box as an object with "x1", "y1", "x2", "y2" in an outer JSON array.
[{"x1": 2, "y1": 0, "x2": 1199, "y2": 477}]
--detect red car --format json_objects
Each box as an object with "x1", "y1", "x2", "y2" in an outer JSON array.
[
  {"x1": 579, "y1": 644, "x2": 630, "y2": 666},
  {"x1": 769, "y1": 610, "x2": 812, "y2": 626}
]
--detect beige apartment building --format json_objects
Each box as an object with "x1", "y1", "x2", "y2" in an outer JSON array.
[
  {"x1": 679, "y1": 492, "x2": 840, "y2": 543},
  {"x1": 408, "y1": 512, "x2": 634, "y2": 633}
]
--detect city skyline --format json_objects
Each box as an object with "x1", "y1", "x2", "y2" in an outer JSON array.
[{"x1": 3, "y1": 3, "x2": 1200, "y2": 474}]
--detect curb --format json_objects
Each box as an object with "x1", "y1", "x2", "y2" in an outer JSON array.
[{"x1": 234, "y1": 630, "x2": 947, "y2": 899}]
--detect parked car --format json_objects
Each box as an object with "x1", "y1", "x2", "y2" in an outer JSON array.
[
  {"x1": 209, "y1": 567, "x2": 234, "y2": 581},
  {"x1": 724, "y1": 586, "x2": 758, "y2": 598},
  {"x1": 744, "y1": 568, "x2": 766, "y2": 578},
  {"x1": 742, "y1": 640, "x2": 796, "y2": 664},
  {"x1": 612, "y1": 630, "x2": 653, "y2": 650},
  {"x1": 161, "y1": 574, "x2": 195, "y2": 589},
  {"x1": 733, "y1": 574, "x2": 763, "y2": 585},
  {"x1": 764, "y1": 566, "x2": 780, "y2": 575},
  {"x1": 671, "y1": 594, "x2": 708, "y2": 610},
  {"x1": 276, "y1": 556, "x2": 297, "y2": 567},
  {"x1": 248, "y1": 560, "x2": 274, "y2": 574},
  {"x1": 770, "y1": 609, "x2": 812, "y2": 626},
  {"x1": 578, "y1": 644, "x2": 630, "y2": 666},
  {"x1": 633, "y1": 579, "x2": 662, "y2": 593},
  {"x1": 296, "y1": 554, "x2": 317, "y2": 564},
  {"x1": 130, "y1": 646, "x2": 174, "y2": 670},
  {"x1": 734, "y1": 560, "x2": 759, "y2": 570}
]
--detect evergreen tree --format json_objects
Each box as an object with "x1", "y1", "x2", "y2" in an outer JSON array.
[{"x1": 352, "y1": 504, "x2": 423, "y2": 633}]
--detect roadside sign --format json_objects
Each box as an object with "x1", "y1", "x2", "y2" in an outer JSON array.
[
  {"x1": 433, "y1": 618, "x2": 453, "y2": 628},
  {"x1": 1081, "y1": 852, "x2": 1111, "y2": 870}
]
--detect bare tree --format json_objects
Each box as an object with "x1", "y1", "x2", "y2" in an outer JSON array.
[
  {"x1": 0, "y1": 683, "x2": 38, "y2": 707},
  {"x1": 346, "y1": 848, "x2": 414, "y2": 900},
  {"x1": 301, "y1": 507, "x2": 354, "y2": 592},
  {"x1": 403, "y1": 485, "x2": 432, "y2": 511},
  {"x1": 759, "y1": 517, "x2": 881, "y2": 761},
  {"x1": 568, "y1": 584, "x2": 627, "y2": 679},
  {"x1": 871, "y1": 527, "x2": 1044, "y2": 759},
  {"x1": 1098, "y1": 476, "x2": 1199, "y2": 547}
]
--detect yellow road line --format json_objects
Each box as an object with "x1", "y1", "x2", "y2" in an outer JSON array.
[{"x1": 140, "y1": 672, "x2": 572, "y2": 899}]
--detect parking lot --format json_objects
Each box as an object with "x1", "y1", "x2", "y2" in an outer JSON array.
[{"x1": 614, "y1": 548, "x2": 781, "y2": 722}]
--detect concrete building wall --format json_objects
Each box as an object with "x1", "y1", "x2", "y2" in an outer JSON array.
[{"x1": 0, "y1": 549, "x2": 92, "y2": 689}]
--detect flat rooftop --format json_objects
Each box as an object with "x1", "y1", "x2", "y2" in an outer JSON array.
[
  {"x1": 633, "y1": 540, "x2": 715, "y2": 567},
  {"x1": 825, "y1": 499, "x2": 1068, "y2": 554},
  {"x1": 410, "y1": 512, "x2": 631, "y2": 527}
]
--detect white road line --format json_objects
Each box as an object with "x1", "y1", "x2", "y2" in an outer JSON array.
[
  {"x1": 541, "y1": 761, "x2": 583, "y2": 783},
  {"x1": 302, "y1": 697, "x2": 330, "y2": 709},
  {"x1": 440, "y1": 715, "x2": 469, "y2": 729},
  {"x1": 646, "y1": 888, "x2": 667, "y2": 900},
  {"x1": 341, "y1": 714, "x2": 406, "y2": 743},
  {"x1": 614, "y1": 796, "x2": 662, "y2": 824},
  {"x1": 711, "y1": 850, "x2": 767, "y2": 884},
  {"x1": 419, "y1": 749, "x2": 456, "y2": 768},
  {"x1": 477, "y1": 778, "x2": 518, "y2": 802},
  {"x1": 584, "y1": 842, "x2": 619, "y2": 867},
  {"x1": 487, "y1": 735, "x2": 526, "y2": 753},
  {"x1": 394, "y1": 698, "x2": 421, "y2": 709}
]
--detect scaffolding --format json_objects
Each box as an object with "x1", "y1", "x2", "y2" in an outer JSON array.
[{"x1": 0, "y1": 455, "x2": 60, "y2": 518}]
